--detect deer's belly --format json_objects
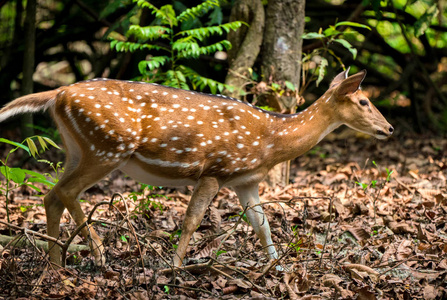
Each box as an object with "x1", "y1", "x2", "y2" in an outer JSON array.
[{"x1": 120, "y1": 157, "x2": 197, "y2": 187}]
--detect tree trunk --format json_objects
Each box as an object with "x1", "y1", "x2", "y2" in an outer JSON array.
[
  {"x1": 261, "y1": 0, "x2": 305, "y2": 187},
  {"x1": 21, "y1": 0, "x2": 37, "y2": 138},
  {"x1": 224, "y1": 0, "x2": 264, "y2": 98}
]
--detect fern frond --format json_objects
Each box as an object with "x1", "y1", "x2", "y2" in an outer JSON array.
[
  {"x1": 134, "y1": 0, "x2": 159, "y2": 13},
  {"x1": 138, "y1": 56, "x2": 170, "y2": 75},
  {"x1": 178, "y1": 22, "x2": 244, "y2": 41},
  {"x1": 178, "y1": 65, "x2": 230, "y2": 94},
  {"x1": 127, "y1": 25, "x2": 171, "y2": 41},
  {"x1": 110, "y1": 40, "x2": 166, "y2": 52},
  {"x1": 158, "y1": 4, "x2": 178, "y2": 27},
  {"x1": 134, "y1": 1, "x2": 177, "y2": 27},
  {"x1": 173, "y1": 39, "x2": 200, "y2": 57},
  {"x1": 163, "y1": 70, "x2": 189, "y2": 90},
  {"x1": 177, "y1": 40, "x2": 231, "y2": 59},
  {"x1": 177, "y1": 0, "x2": 219, "y2": 23}
]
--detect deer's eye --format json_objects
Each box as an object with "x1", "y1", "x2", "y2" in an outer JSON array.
[{"x1": 359, "y1": 99, "x2": 369, "y2": 106}]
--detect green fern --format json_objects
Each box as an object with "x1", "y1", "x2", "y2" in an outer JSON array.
[
  {"x1": 110, "y1": 0, "x2": 241, "y2": 93},
  {"x1": 178, "y1": 65, "x2": 226, "y2": 94},
  {"x1": 138, "y1": 56, "x2": 170, "y2": 73},
  {"x1": 127, "y1": 25, "x2": 171, "y2": 41},
  {"x1": 110, "y1": 40, "x2": 166, "y2": 52},
  {"x1": 177, "y1": 0, "x2": 219, "y2": 22},
  {"x1": 179, "y1": 23, "x2": 243, "y2": 41}
]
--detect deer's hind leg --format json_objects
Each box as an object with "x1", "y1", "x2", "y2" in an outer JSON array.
[
  {"x1": 173, "y1": 177, "x2": 220, "y2": 267},
  {"x1": 45, "y1": 150, "x2": 122, "y2": 267}
]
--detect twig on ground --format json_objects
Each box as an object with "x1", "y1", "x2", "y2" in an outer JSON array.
[
  {"x1": 0, "y1": 221, "x2": 64, "y2": 248},
  {"x1": 319, "y1": 196, "x2": 333, "y2": 268},
  {"x1": 158, "y1": 283, "x2": 214, "y2": 296},
  {"x1": 378, "y1": 255, "x2": 417, "y2": 276}
]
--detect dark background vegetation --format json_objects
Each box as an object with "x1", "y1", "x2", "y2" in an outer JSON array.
[{"x1": 0, "y1": 0, "x2": 446, "y2": 136}]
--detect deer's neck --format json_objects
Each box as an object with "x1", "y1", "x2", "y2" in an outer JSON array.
[{"x1": 267, "y1": 93, "x2": 341, "y2": 164}]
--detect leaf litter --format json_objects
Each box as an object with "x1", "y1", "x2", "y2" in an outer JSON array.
[{"x1": 0, "y1": 130, "x2": 446, "y2": 299}]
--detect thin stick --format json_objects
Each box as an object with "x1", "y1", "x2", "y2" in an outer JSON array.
[{"x1": 319, "y1": 196, "x2": 333, "y2": 268}]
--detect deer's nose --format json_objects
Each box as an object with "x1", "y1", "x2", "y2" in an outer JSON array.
[{"x1": 389, "y1": 126, "x2": 394, "y2": 134}]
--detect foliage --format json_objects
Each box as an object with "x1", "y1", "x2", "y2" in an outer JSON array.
[
  {"x1": 110, "y1": 0, "x2": 243, "y2": 94},
  {"x1": 355, "y1": 160, "x2": 394, "y2": 222},
  {"x1": 0, "y1": 136, "x2": 62, "y2": 223},
  {"x1": 302, "y1": 21, "x2": 371, "y2": 87},
  {"x1": 225, "y1": 67, "x2": 298, "y2": 109},
  {"x1": 128, "y1": 183, "x2": 169, "y2": 219}
]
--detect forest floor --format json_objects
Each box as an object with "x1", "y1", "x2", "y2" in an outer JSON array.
[{"x1": 0, "y1": 129, "x2": 446, "y2": 299}]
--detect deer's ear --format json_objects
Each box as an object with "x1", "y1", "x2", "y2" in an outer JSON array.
[
  {"x1": 330, "y1": 67, "x2": 350, "y2": 88},
  {"x1": 336, "y1": 70, "x2": 367, "y2": 96}
]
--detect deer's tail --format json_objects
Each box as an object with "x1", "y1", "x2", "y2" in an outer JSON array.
[{"x1": 0, "y1": 90, "x2": 59, "y2": 123}]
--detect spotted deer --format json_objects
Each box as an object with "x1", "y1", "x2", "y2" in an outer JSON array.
[{"x1": 0, "y1": 68, "x2": 393, "y2": 268}]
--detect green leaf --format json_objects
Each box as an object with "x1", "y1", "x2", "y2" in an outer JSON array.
[
  {"x1": 25, "y1": 138, "x2": 39, "y2": 158},
  {"x1": 111, "y1": 41, "x2": 165, "y2": 53},
  {"x1": 159, "y1": 4, "x2": 178, "y2": 27},
  {"x1": 316, "y1": 57, "x2": 328, "y2": 87},
  {"x1": 1, "y1": 167, "x2": 26, "y2": 184},
  {"x1": 177, "y1": 0, "x2": 219, "y2": 23},
  {"x1": 25, "y1": 183, "x2": 42, "y2": 193},
  {"x1": 0, "y1": 138, "x2": 30, "y2": 155},
  {"x1": 127, "y1": 25, "x2": 171, "y2": 41},
  {"x1": 138, "y1": 56, "x2": 170, "y2": 74},
  {"x1": 285, "y1": 81, "x2": 296, "y2": 91},
  {"x1": 23, "y1": 169, "x2": 55, "y2": 188},
  {"x1": 355, "y1": 181, "x2": 367, "y2": 190},
  {"x1": 334, "y1": 39, "x2": 357, "y2": 59},
  {"x1": 177, "y1": 40, "x2": 232, "y2": 59},
  {"x1": 414, "y1": 4, "x2": 438, "y2": 37},
  {"x1": 335, "y1": 21, "x2": 371, "y2": 31},
  {"x1": 323, "y1": 26, "x2": 340, "y2": 37},
  {"x1": 134, "y1": 1, "x2": 177, "y2": 27},
  {"x1": 302, "y1": 32, "x2": 325, "y2": 39},
  {"x1": 42, "y1": 137, "x2": 61, "y2": 149},
  {"x1": 37, "y1": 136, "x2": 48, "y2": 151},
  {"x1": 178, "y1": 22, "x2": 243, "y2": 41},
  {"x1": 386, "y1": 168, "x2": 394, "y2": 182},
  {"x1": 23, "y1": 169, "x2": 47, "y2": 180}
]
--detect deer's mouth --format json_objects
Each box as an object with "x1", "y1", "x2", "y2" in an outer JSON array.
[{"x1": 376, "y1": 129, "x2": 392, "y2": 139}]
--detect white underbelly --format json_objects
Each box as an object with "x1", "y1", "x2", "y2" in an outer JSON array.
[{"x1": 119, "y1": 159, "x2": 197, "y2": 187}]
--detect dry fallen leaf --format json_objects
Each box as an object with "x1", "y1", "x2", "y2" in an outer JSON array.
[
  {"x1": 423, "y1": 284, "x2": 437, "y2": 300},
  {"x1": 195, "y1": 238, "x2": 222, "y2": 259},
  {"x1": 396, "y1": 240, "x2": 414, "y2": 261},
  {"x1": 343, "y1": 264, "x2": 380, "y2": 282}
]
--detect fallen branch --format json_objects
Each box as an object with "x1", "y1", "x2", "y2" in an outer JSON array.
[{"x1": 0, "y1": 233, "x2": 89, "y2": 253}]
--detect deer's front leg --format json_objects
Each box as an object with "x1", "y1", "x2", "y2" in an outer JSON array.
[
  {"x1": 173, "y1": 177, "x2": 220, "y2": 267},
  {"x1": 234, "y1": 184, "x2": 278, "y2": 260}
]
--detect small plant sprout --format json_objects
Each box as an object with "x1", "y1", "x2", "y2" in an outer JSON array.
[
  {"x1": 0, "y1": 136, "x2": 61, "y2": 224},
  {"x1": 355, "y1": 160, "x2": 394, "y2": 224},
  {"x1": 128, "y1": 183, "x2": 169, "y2": 219}
]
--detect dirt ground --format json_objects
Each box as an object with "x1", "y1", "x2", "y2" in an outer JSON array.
[{"x1": 0, "y1": 128, "x2": 446, "y2": 299}]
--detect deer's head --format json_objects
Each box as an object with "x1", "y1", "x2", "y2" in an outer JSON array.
[{"x1": 329, "y1": 68, "x2": 394, "y2": 139}]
